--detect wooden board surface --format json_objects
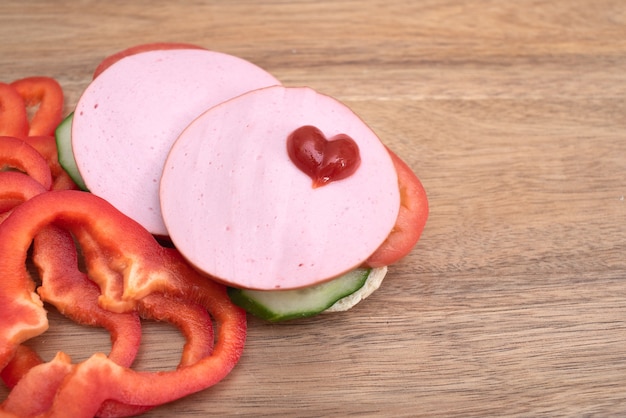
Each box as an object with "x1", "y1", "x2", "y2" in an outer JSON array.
[{"x1": 1, "y1": 0, "x2": 625, "y2": 416}]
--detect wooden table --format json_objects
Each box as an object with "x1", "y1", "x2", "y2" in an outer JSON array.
[{"x1": 1, "y1": 0, "x2": 625, "y2": 416}]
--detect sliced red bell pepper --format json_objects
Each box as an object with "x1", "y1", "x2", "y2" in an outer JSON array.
[
  {"x1": 95, "y1": 293, "x2": 218, "y2": 418},
  {"x1": 0, "y1": 135, "x2": 53, "y2": 190},
  {"x1": 22, "y1": 135, "x2": 78, "y2": 190},
  {"x1": 2, "y1": 178, "x2": 140, "y2": 414},
  {"x1": 39, "y1": 283, "x2": 246, "y2": 417},
  {"x1": 2, "y1": 76, "x2": 74, "y2": 190},
  {"x1": 0, "y1": 171, "x2": 49, "y2": 218},
  {"x1": 1, "y1": 172, "x2": 141, "y2": 382},
  {"x1": 0, "y1": 189, "x2": 246, "y2": 416},
  {"x1": 1, "y1": 351, "x2": 74, "y2": 417},
  {"x1": 33, "y1": 227, "x2": 143, "y2": 367},
  {"x1": 0, "y1": 173, "x2": 50, "y2": 352},
  {"x1": 0, "y1": 345, "x2": 41, "y2": 389},
  {"x1": 10, "y1": 76, "x2": 64, "y2": 137},
  {"x1": 2, "y1": 224, "x2": 147, "y2": 418},
  {"x1": 0, "y1": 179, "x2": 221, "y2": 416},
  {"x1": 0, "y1": 231, "x2": 48, "y2": 375},
  {"x1": 0, "y1": 82, "x2": 28, "y2": 138},
  {"x1": 2, "y1": 282, "x2": 218, "y2": 418}
]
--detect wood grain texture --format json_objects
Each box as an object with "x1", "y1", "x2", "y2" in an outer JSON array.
[{"x1": 1, "y1": 0, "x2": 625, "y2": 416}]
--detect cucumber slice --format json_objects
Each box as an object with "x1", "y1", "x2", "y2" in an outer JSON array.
[
  {"x1": 227, "y1": 267, "x2": 386, "y2": 322},
  {"x1": 55, "y1": 112, "x2": 89, "y2": 191}
]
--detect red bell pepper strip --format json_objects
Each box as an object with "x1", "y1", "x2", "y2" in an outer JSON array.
[
  {"x1": 22, "y1": 135, "x2": 78, "y2": 190},
  {"x1": 0, "y1": 170, "x2": 43, "y2": 380},
  {"x1": 0, "y1": 136, "x2": 53, "y2": 190},
  {"x1": 0, "y1": 345, "x2": 42, "y2": 389},
  {"x1": 0, "y1": 172, "x2": 141, "y2": 375},
  {"x1": 1, "y1": 178, "x2": 141, "y2": 416},
  {"x1": 0, "y1": 171, "x2": 48, "y2": 217},
  {"x1": 10, "y1": 76, "x2": 64, "y2": 137},
  {"x1": 0, "y1": 257, "x2": 47, "y2": 373},
  {"x1": 1, "y1": 352, "x2": 74, "y2": 417},
  {"x1": 2, "y1": 268, "x2": 218, "y2": 418},
  {"x1": 136, "y1": 293, "x2": 215, "y2": 367},
  {"x1": 14, "y1": 190, "x2": 230, "y2": 314},
  {"x1": 39, "y1": 286, "x2": 245, "y2": 418},
  {"x1": 0, "y1": 190, "x2": 246, "y2": 416},
  {"x1": 0, "y1": 177, "x2": 52, "y2": 355},
  {"x1": 33, "y1": 227, "x2": 143, "y2": 367},
  {"x1": 1, "y1": 77, "x2": 71, "y2": 189},
  {"x1": 0, "y1": 82, "x2": 28, "y2": 138},
  {"x1": 0, "y1": 179, "x2": 220, "y2": 417},
  {"x1": 95, "y1": 293, "x2": 218, "y2": 418}
]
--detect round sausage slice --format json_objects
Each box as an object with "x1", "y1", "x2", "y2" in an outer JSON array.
[
  {"x1": 160, "y1": 86, "x2": 400, "y2": 290},
  {"x1": 72, "y1": 49, "x2": 280, "y2": 236}
]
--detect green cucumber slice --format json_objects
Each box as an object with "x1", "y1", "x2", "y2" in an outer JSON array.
[
  {"x1": 55, "y1": 112, "x2": 88, "y2": 191},
  {"x1": 228, "y1": 267, "x2": 384, "y2": 322}
]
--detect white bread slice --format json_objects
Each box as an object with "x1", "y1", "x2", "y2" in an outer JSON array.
[{"x1": 324, "y1": 266, "x2": 387, "y2": 313}]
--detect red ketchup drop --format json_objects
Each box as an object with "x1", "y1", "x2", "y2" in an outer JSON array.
[{"x1": 287, "y1": 125, "x2": 361, "y2": 188}]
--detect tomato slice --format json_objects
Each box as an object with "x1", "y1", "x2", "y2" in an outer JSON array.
[
  {"x1": 365, "y1": 149, "x2": 428, "y2": 267},
  {"x1": 93, "y1": 42, "x2": 205, "y2": 78}
]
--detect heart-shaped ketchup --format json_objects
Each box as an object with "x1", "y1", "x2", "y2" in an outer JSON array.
[{"x1": 287, "y1": 125, "x2": 361, "y2": 188}]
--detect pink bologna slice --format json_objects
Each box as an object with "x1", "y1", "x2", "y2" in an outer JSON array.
[
  {"x1": 160, "y1": 86, "x2": 400, "y2": 290},
  {"x1": 71, "y1": 49, "x2": 280, "y2": 236}
]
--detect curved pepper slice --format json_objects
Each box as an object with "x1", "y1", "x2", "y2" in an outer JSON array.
[
  {"x1": 95, "y1": 294, "x2": 218, "y2": 418},
  {"x1": 5, "y1": 292, "x2": 220, "y2": 418},
  {"x1": 22, "y1": 135, "x2": 78, "y2": 190},
  {"x1": 10, "y1": 76, "x2": 64, "y2": 137},
  {"x1": 1, "y1": 352, "x2": 74, "y2": 417},
  {"x1": 0, "y1": 171, "x2": 49, "y2": 218},
  {"x1": 0, "y1": 82, "x2": 28, "y2": 138},
  {"x1": 1, "y1": 345, "x2": 42, "y2": 389},
  {"x1": 0, "y1": 182, "x2": 218, "y2": 416},
  {"x1": 2, "y1": 77, "x2": 72, "y2": 190},
  {"x1": 1, "y1": 227, "x2": 218, "y2": 414},
  {"x1": 0, "y1": 265, "x2": 46, "y2": 371},
  {"x1": 3, "y1": 190, "x2": 231, "y2": 313},
  {"x1": 0, "y1": 136, "x2": 53, "y2": 190},
  {"x1": 0, "y1": 173, "x2": 141, "y2": 378},
  {"x1": 33, "y1": 226, "x2": 143, "y2": 368},
  {"x1": 0, "y1": 190, "x2": 246, "y2": 416},
  {"x1": 38, "y1": 286, "x2": 245, "y2": 418},
  {"x1": 1, "y1": 179, "x2": 142, "y2": 416}
]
